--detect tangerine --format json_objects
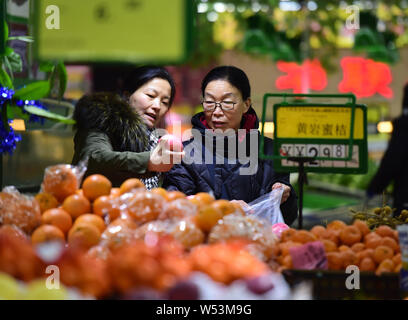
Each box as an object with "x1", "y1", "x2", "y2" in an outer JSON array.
[
  {"x1": 393, "y1": 253, "x2": 402, "y2": 266},
  {"x1": 150, "y1": 188, "x2": 168, "y2": 199},
  {"x1": 165, "y1": 191, "x2": 186, "y2": 201},
  {"x1": 187, "y1": 192, "x2": 215, "y2": 208},
  {"x1": 62, "y1": 194, "x2": 91, "y2": 220},
  {"x1": 195, "y1": 205, "x2": 223, "y2": 233},
  {"x1": 321, "y1": 229, "x2": 340, "y2": 246},
  {"x1": 42, "y1": 208, "x2": 72, "y2": 234},
  {"x1": 338, "y1": 245, "x2": 351, "y2": 252},
  {"x1": 327, "y1": 252, "x2": 343, "y2": 270},
  {"x1": 375, "y1": 225, "x2": 394, "y2": 238},
  {"x1": 93, "y1": 195, "x2": 120, "y2": 221},
  {"x1": 170, "y1": 219, "x2": 205, "y2": 248},
  {"x1": 74, "y1": 214, "x2": 106, "y2": 233},
  {"x1": 310, "y1": 225, "x2": 327, "y2": 239},
  {"x1": 321, "y1": 239, "x2": 337, "y2": 253},
  {"x1": 158, "y1": 198, "x2": 197, "y2": 220},
  {"x1": 31, "y1": 225, "x2": 65, "y2": 245},
  {"x1": 35, "y1": 193, "x2": 59, "y2": 213},
  {"x1": 110, "y1": 188, "x2": 121, "y2": 198},
  {"x1": 211, "y1": 200, "x2": 236, "y2": 217},
  {"x1": 339, "y1": 225, "x2": 362, "y2": 246},
  {"x1": 380, "y1": 236, "x2": 399, "y2": 252},
  {"x1": 292, "y1": 230, "x2": 317, "y2": 244},
  {"x1": 373, "y1": 245, "x2": 394, "y2": 264},
  {"x1": 119, "y1": 178, "x2": 145, "y2": 195},
  {"x1": 376, "y1": 258, "x2": 395, "y2": 275},
  {"x1": 352, "y1": 220, "x2": 370, "y2": 237},
  {"x1": 365, "y1": 233, "x2": 382, "y2": 249},
  {"x1": 42, "y1": 164, "x2": 79, "y2": 202},
  {"x1": 340, "y1": 250, "x2": 358, "y2": 269},
  {"x1": 351, "y1": 242, "x2": 365, "y2": 253},
  {"x1": 359, "y1": 257, "x2": 376, "y2": 272},
  {"x1": 326, "y1": 220, "x2": 347, "y2": 231},
  {"x1": 281, "y1": 228, "x2": 297, "y2": 242},
  {"x1": 82, "y1": 174, "x2": 112, "y2": 201},
  {"x1": 126, "y1": 192, "x2": 165, "y2": 223},
  {"x1": 68, "y1": 222, "x2": 101, "y2": 249}
]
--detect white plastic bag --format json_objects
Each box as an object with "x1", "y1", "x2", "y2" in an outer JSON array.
[{"x1": 244, "y1": 187, "x2": 285, "y2": 224}]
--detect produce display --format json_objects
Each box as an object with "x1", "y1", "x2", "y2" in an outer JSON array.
[
  {"x1": 0, "y1": 162, "x2": 406, "y2": 300},
  {"x1": 352, "y1": 204, "x2": 408, "y2": 229}
]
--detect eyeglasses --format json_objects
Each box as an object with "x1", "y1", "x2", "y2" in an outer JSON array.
[{"x1": 202, "y1": 100, "x2": 237, "y2": 111}]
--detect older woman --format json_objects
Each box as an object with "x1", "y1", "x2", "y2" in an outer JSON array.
[
  {"x1": 72, "y1": 66, "x2": 183, "y2": 188},
  {"x1": 163, "y1": 66, "x2": 298, "y2": 225}
]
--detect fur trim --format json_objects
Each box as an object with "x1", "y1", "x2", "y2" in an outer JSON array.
[{"x1": 73, "y1": 92, "x2": 149, "y2": 152}]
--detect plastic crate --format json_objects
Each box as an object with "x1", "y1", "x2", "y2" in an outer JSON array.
[{"x1": 282, "y1": 269, "x2": 401, "y2": 300}]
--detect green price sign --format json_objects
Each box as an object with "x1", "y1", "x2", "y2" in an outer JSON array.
[
  {"x1": 33, "y1": 0, "x2": 193, "y2": 64},
  {"x1": 260, "y1": 94, "x2": 368, "y2": 174}
]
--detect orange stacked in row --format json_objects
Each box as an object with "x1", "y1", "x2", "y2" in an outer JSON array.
[{"x1": 274, "y1": 220, "x2": 401, "y2": 275}]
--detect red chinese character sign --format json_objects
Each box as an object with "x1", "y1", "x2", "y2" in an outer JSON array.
[
  {"x1": 275, "y1": 59, "x2": 327, "y2": 94},
  {"x1": 339, "y1": 57, "x2": 393, "y2": 99}
]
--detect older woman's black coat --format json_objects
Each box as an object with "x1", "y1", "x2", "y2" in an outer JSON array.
[{"x1": 163, "y1": 107, "x2": 298, "y2": 226}]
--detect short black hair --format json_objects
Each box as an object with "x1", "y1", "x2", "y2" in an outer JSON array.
[
  {"x1": 122, "y1": 66, "x2": 176, "y2": 107},
  {"x1": 201, "y1": 66, "x2": 251, "y2": 101}
]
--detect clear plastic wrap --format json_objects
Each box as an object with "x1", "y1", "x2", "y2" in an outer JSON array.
[
  {"x1": 208, "y1": 213, "x2": 278, "y2": 260},
  {"x1": 244, "y1": 187, "x2": 285, "y2": 225},
  {"x1": 40, "y1": 159, "x2": 88, "y2": 203},
  {"x1": 0, "y1": 186, "x2": 41, "y2": 234}
]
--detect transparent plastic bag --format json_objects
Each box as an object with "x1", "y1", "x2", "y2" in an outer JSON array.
[
  {"x1": 40, "y1": 158, "x2": 88, "y2": 203},
  {"x1": 244, "y1": 187, "x2": 285, "y2": 225}
]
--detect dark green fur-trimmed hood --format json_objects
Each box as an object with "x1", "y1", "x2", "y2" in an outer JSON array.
[{"x1": 73, "y1": 92, "x2": 149, "y2": 152}]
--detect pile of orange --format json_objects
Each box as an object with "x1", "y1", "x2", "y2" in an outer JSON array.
[{"x1": 274, "y1": 220, "x2": 401, "y2": 275}]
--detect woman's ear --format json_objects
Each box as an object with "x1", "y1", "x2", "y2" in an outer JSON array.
[{"x1": 243, "y1": 98, "x2": 251, "y2": 113}]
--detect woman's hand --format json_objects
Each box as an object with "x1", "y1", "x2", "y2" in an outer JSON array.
[
  {"x1": 147, "y1": 137, "x2": 185, "y2": 172},
  {"x1": 272, "y1": 183, "x2": 291, "y2": 204}
]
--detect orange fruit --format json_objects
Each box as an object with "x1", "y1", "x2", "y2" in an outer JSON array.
[
  {"x1": 126, "y1": 192, "x2": 165, "y2": 224},
  {"x1": 380, "y1": 236, "x2": 399, "y2": 252},
  {"x1": 281, "y1": 228, "x2": 297, "y2": 243},
  {"x1": 211, "y1": 200, "x2": 236, "y2": 217},
  {"x1": 321, "y1": 239, "x2": 337, "y2": 253},
  {"x1": 150, "y1": 188, "x2": 168, "y2": 199},
  {"x1": 310, "y1": 225, "x2": 327, "y2": 239},
  {"x1": 75, "y1": 189, "x2": 84, "y2": 197},
  {"x1": 110, "y1": 188, "x2": 121, "y2": 198},
  {"x1": 188, "y1": 192, "x2": 215, "y2": 208},
  {"x1": 393, "y1": 230, "x2": 399, "y2": 242},
  {"x1": 359, "y1": 257, "x2": 376, "y2": 272},
  {"x1": 338, "y1": 245, "x2": 351, "y2": 252},
  {"x1": 166, "y1": 191, "x2": 186, "y2": 201},
  {"x1": 42, "y1": 208, "x2": 73, "y2": 234},
  {"x1": 279, "y1": 241, "x2": 303, "y2": 256},
  {"x1": 292, "y1": 230, "x2": 317, "y2": 244},
  {"x1": 74, "y1": 214, "x2": 106, "y2": 233},
  {"x1": 68, "y1": 222, "x2": 101, "y2": 249},
  {"x1": 340, "y1": 250, "x2": 358, "y2": 268},
  {"x1": 395, "y1": 263, "x2": 402, "y2": 273},
  {"x1": 326, "y1": 220, "x2": 347, "y2": 231},
  {"x1": 158, "y1": 198, "x2": 197, "y2": 220},
  {"x1": 35, "y1": 192, "x2": 59, "y2": 213},
  {"x1": 376, "y1": 258, "x2": 395, "y2": 275},
  {"x1": 351, "y1": 242, "x2": 365, "y2": 253},
  {"x1": 321, "y1": 228, "x2": 340, "y2": 246},
  {"x1": 0, "y1": 192, "x2": 42, "y2": 234},
  {"x1": 392, "y1": 253, "x2": 401, "y2": 266},
  {"x1": 31, "y1": 225, "x2": 65, "y2": 245},
  {"x1": 93, "y1": 195, "x2": 120, "y2": 221},
  {"x1": 230, "y1": 202, "x2": 246, "y2": 215},
  {"x1": 360, "y1": 248, "x2": 375, "y2": 260},
  {"x1": 0, "y1": 225, "x2": 28, "y2": 241},
  {"x1": 282, "y1": 255, "x2": 293, "y2": 268},
  {"x1": 195, "y1": 205, "x2": 223, "y2": 233},
  {"x1": 364, "y1": 233, "x2": 382, "y2": 249},
  {"x1": 373, "y1": 245, "x2": 394, "y2": 264},
  {"x1": 42, "y1": 165, "x2": 79, "y2": 202},
  {"x1": 83, "y1": 174, "x2": 112, "y2": 201},
  {"x1": 327, "y1": 252, "x2": 343, "y2": 270},
  {"x1": 339, "y1": 225, "x2": 362, "y2": 246},
  {"x1": 62, "y1": 194, "x2": 91, "y2": 220},
  {"x1": 119, "y1": 178, "x2": 145, "y2": 195},
  {"x1": 170, "y1": 219, "x2": 205, "y2": 248},
  {"x1": 375, "y1": 225, "x2": 394, "y2": 238},
  {"x1": 352, "y1": 220, "x2": 370, "y2": 237}
]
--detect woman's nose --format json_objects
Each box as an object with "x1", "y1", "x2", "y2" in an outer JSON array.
[
  {"x1": 212, "y1": 104, "x2": 224, "y2": 116},
  {"x1": 151, "y1": 98, "x2": 161, "y2": 110}
]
